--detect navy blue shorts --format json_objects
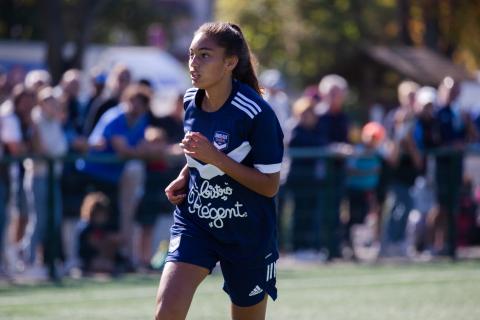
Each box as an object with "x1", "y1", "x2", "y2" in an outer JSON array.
[{"x1": 165, "y1": 233, "x2": 278, "y2": 307}]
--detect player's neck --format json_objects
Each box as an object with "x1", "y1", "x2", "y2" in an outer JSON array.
[{"x1": 203, "y1": 78, "x2": 233, "y2": 112}]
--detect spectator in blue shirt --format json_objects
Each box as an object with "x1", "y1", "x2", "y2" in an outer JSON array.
[
  {"x1": 80, "y1": 84, "x2": 152, "y2": 266},
  {"x1": 82, "y1": 84, "x2": 150, "y2": 183},
  {"x1": 344, "y1": 122, "x2": 386, "y2": 257}
]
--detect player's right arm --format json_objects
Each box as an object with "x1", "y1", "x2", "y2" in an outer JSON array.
[{"x1": 165, "y1": 164, "x2": 189, "y2": 205}]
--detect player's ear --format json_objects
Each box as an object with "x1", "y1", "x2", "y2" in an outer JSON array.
[{"x1": 225, "y1": 55, "x2": 238, "y2": 72}]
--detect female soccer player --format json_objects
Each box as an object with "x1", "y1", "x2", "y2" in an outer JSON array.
[{"x1": 154, "y1": 22, "x2": 284, "y2": 320}]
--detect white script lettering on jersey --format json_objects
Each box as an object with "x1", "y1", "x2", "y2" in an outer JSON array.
[{"x1": 187, "y1": 180, "x2": 248, "y2": 228}]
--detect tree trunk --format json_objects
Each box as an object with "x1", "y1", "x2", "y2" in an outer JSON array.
[
  {"x1": 422, "y1": 0, "x2": 440, "y2": 51},
  {"x1": 350, "y1": 0, "x2": 366, "y2": 37},
  {"x1": 41, "y1": 0, "x2": 110, "y2": 81},
  {"x1": 40, "y1": 0, "x2": 65, "y2": 84},
  {"x1": 397, "y1": 0, "x2": 413, "y2": 45},
  {"x1": 67, "y1": 0, "x2": 110, "y2": 70},
  {"x1": 2, "y1": 0, "x2": 15, "y2": 38}
]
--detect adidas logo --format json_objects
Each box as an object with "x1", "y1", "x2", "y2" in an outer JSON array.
[{"x1": 248, "y1": 285, "x2": 263, "y2": 297}]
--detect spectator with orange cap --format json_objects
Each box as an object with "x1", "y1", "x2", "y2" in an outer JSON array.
[{"x1": 344, "y1": 122, "x2": 395, "y2": 258}]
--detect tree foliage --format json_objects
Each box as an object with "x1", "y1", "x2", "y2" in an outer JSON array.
[
  {"x1": 0, "y1": 0, "x2": 191, "y2": 82},
  {"x1": 1, "y1": 0, "x2": 479, "y2": 87},
  {"x1": 216, "y1": 0, "x2": 480, "y2": 89},
  {"x1": 405, "y1": 0, "x2": 480, "y2": 71},
  {"x1": 216, "y1": 0, "x2": 398, "y2": 88}
]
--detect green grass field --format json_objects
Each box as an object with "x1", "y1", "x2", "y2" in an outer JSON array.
[{"x1": 1, "y1": 260, "x2": 479, "y2": 320}]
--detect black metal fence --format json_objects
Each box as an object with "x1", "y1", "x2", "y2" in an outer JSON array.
[{"x1": 3, "y1": 144, "x2": 480, "y2": 281}]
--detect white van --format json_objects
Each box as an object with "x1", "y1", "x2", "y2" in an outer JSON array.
[
  {"x1": 0, "y1": 41, "x2": 190, "y2": 115},
  {"x1": 85, "y1": 45, "x2": 190, "y2": 116}
]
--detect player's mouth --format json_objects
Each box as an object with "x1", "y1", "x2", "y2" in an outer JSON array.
[{"x1": 190, "y1": 71, "x2": 200, "y2": 82}]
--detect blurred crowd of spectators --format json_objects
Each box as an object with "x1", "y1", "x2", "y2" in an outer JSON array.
[
  {"x1": 0, "y1": 64, "x2": 184, "y2": 280},
  {"x1": 1, "y1": 63, "x2": 480, "y2": 282},
  {"x1": 275, "y1": 73, "x2": 480, "y2": 262}
]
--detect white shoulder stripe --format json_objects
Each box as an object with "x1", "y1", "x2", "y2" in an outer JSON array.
[
  {"x1": 184, "y1": 88, "x2": 198, "y2": 98},
  {"x1": 233, "y1": 97, "x2": 259, "y2": 116},
  {"x1": 231, "y1": 100, "x2": 254, "y2": 119},
  {"x1": 237, "y1": 92, "x2": 262, "y2": 113},
  {"x1": 183, "y1": 90, "x2": 197, "y2": 103},
  {"x1": 254, "y1": 163, "x2": 282, "y2": 174},
  {"x1": 184, "y1": 93, "x2": 196, "y2": 99}
]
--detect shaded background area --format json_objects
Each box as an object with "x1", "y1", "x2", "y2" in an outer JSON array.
[
  {"x1": 1, "y1": 0, "x2": 479, "y2": 109},
  {"x1": 1, "y1": 0, "x2": 480, "y2": 285}
]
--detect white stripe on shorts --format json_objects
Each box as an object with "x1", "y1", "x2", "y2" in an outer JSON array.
[{"x1": 266, "y1": 262, "x2": 275, "y2": 282}]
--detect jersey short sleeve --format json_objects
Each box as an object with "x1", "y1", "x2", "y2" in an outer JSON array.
[
  {"x1": 88, "y1": 105, "x2": 122, "y2": 145},
  {"x1": 183, "y1": 88, "x2": 198, "y2": 110},
  {"x1": 249, "y1": 107, "x2": 284, "y2": 174}
]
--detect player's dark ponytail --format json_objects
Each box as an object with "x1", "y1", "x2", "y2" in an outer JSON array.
[{"x1": 196, "y1": 22, "x2": 261, "y2": 95}]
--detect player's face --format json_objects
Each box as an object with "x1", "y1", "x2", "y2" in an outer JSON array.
[{"x1": 188, "y1": 32, "x2": 236, "y2": 90}]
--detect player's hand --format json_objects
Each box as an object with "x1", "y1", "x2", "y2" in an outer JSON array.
[
  {"x1": 180, "y1": 131, "x2": 221, "y2": 165},
  {"x1": 165, "y1": 175, "x2": 188, "y2": 205}
]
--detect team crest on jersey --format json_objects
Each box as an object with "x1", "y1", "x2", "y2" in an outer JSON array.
[{"x1": 213, "y1": 131, "x2": 229, "y2": 150}]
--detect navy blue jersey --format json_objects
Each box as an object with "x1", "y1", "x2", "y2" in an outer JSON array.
[{"x1": 172, "y1": 80, "x2": 284, "y2": 267}]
